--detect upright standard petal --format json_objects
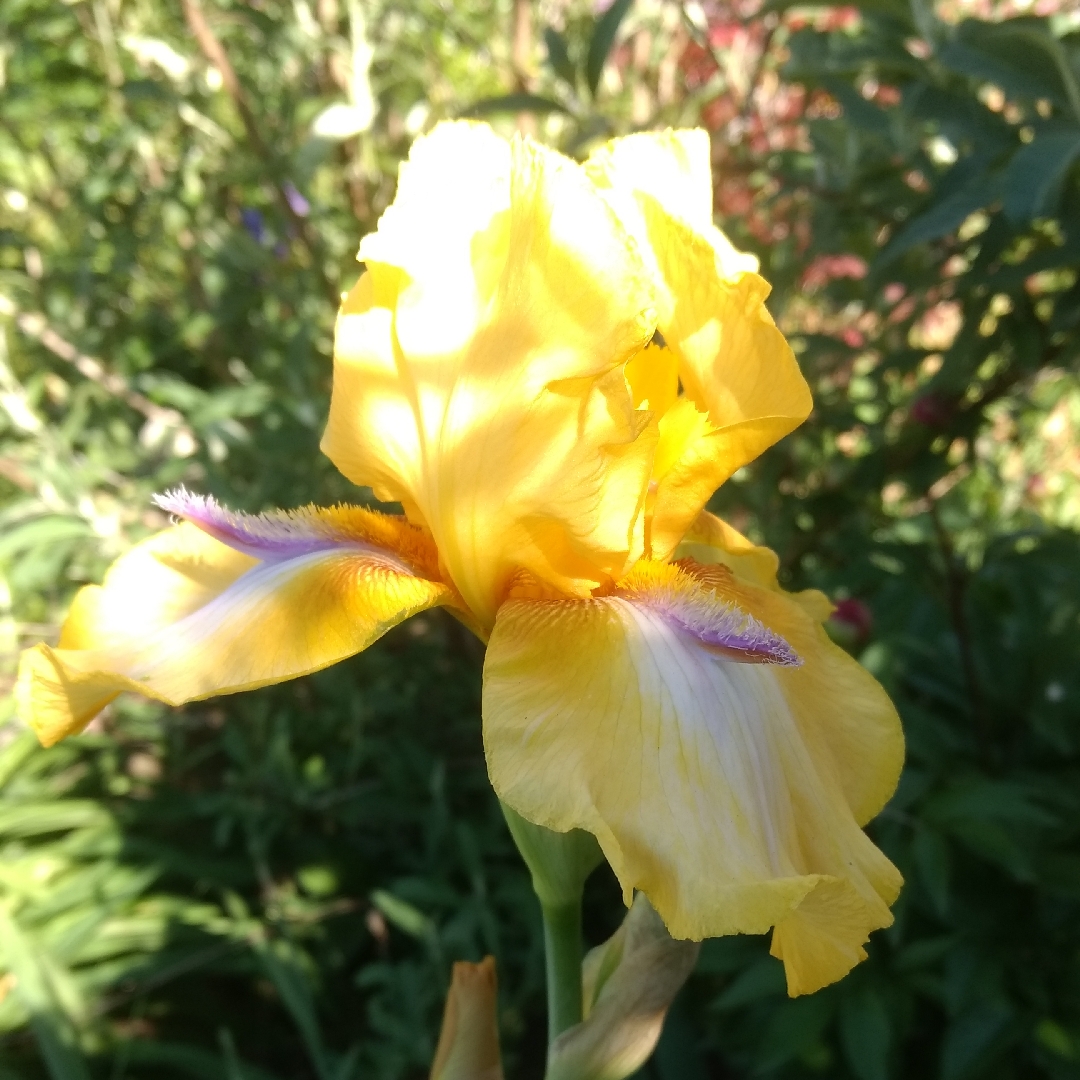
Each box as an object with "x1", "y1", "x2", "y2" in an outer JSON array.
[
  {"x1": 324, "y1": 122, "x2": 659, "y2": 628},
  {"x1": 483, "y1": 560, "x2": 902, "y2": 996},
  {"x1": 17, "y1": 494, "x2": 453, "y2": 746},
  {"x1": 585, "y1": 129, "x2": 758, "y2": 278},
  {"x1": 586, "y1": 131, "x2": 813, "y2": 558}
]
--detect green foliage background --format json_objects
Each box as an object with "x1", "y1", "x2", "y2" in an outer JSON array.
[{"x1": 2, "y1": 0, "x2": 1080, "y2": 1077}]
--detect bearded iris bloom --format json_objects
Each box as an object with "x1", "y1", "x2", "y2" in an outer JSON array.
[{"x1": 17, "y1": 123, "x2": 902, "y2": 997}]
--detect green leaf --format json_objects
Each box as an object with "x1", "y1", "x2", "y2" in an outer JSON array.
[
  {"x1": 544, "y1": 27, "x2": 577, "y2": 89},
  {"x1": 652, "y1": 999, "x2": 710, "y2": 1080},
  {"x1": 0, "y1": 731, "x2": 40, "y2": 792},
  {"x1": 875, "y1": 170, "x2": 1000, "y2": 268},
  {"x1": 895, "y1": 935, "x2": 956, "y2": 972},
  {"x1": 765, "y1": 0, "x2": 910, "y2": 17},
  {"x1": 1003, "y1": 130, "x2": 1080, "y2": 222},
  {"x1": 940, "y1": 1003, "x2": 1012, "y2": 1080},
  {"x1": 927, "y1": 777, "x2": 1057, "y2": 829},
  {"x1": 823, "y1": 76, "x2": 891, "y2": 135},
  {"x1": 980, "y1": 226, "x2": 1080, "y2": 288},
  {"x1": 712, "y1": 956, "x2": 786, "y2": 1010},
  {"x1": 0, "y1": 516, "x2": 92, "y2": 562},
  {"x1": 912, "y1": 825, "x2": 952, "y2": 917},
  {"x1": 328, "y1": 1045, "x2": 361, "y2": 1080},
  {"x1": 370, "y1": 889, "x2": 436, "y2": 941},
  {"x1": 458, "y1": 93, "x2": 570, "y2": 118},
  {"x1": 586, "y1": 0, "x2": 634, "y2": 98},
  {"x1": 941, "y1": 19, "x2": 1080, "y2": 114},
  {"x1": 0, "y1": 800, "x2": 112, "y2": 839},
  {"x1": 905, "y1": 84, "x2": 1014, "y2": 151},
  {"x1": 755, "y1": 993, "x2": 836, "y2": 1071},
  {"x1": 925, "y1": 777, "x2": 1056, "y2": 880},
  {"x1": 118, "y1": 1039, "x2": 283, "y2": 1080},
  {"x1": 218, "y1": 1028, "x2": 251, "y2": 1080},
  {"x1": 839, "y1": 986, "x2": 891, "y2": 1080},
  {"x1": 0, "y1": 909, "x2": 92, "y2": 1080},
  {"x1": 253, "y1": 939, "x2": 331, "y2": 1080}
]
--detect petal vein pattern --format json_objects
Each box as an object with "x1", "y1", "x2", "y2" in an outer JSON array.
[
  {"x1": 324, "y1": 122, "x2": 659, "y2": 627},
  {"x1": 484, "y1": 560, "x2": 902, "y2": 996},
  {"x1": 676, "y1": 512, "x2": 903, "y2": 825},
  {"x1": 18, "y1": 505, "x2": 451, "y2": 747}
]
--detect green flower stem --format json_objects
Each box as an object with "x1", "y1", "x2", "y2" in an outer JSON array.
[
  {"x1": 498, "y1": 803, "x2": 600, "y2": 1050},
  {"x1": 541, "y1": 899, "x2": 584, "y2": 1045}
]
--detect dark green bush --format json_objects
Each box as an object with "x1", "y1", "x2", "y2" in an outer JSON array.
[{"x1": 1, "y1": 0, "x2": 1078, "y2": 1076}]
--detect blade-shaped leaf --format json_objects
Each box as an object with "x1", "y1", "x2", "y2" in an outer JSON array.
[
  {"x1": 941, "y1": 1003, "x2": 1013, "y2": 1080},
  {"x1": 1003, "y1": 130, "x2": 1080, "y2": 222},
  {"x1": 254, "y1": 938, "x2": 331, "y2": 1080},
  {"x1": 586, "y1": 0, "x2": 633, "y2": 97},
  {"x1": 458, "y1": 93, "x2": 570, "y2": 118},
  {"x1": 0, "y1": 909, "x2": 92, "y2": 1080},
  {"x1": 544, "y1": 27, "x2": 577, "y2": 89},
  {"x1": 875, "y1": 171, "x2": 1001, "y2": 269},
  {"x1": 839, "y1": 986, "x2": 891, "y2": 1080},
  {"x1": 119, "y1": 1039, "x2": 283, "y2": 1080}
]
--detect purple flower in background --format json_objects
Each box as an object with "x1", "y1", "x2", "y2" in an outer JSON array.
[
  {"x1": 240, "y1": 208, "x2": 266, "y2": 244},
  {"x1": 283, "y1": 182, "x2": 310, "y2": 218}
]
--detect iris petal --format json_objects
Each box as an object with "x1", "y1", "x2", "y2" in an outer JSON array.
[
  {"x1": 483, "y1": 559, "x2": 901, "y2": 995},
  {"x1": 17, "y1": 505, "x2": 451, "y2": 746},
  {"x1": 676, "y1": 511, "x2": 902, "y2": 825},
  {"x1": 323, "y1": 121, "x2": 659, "y2": 627},
  {"x1": 586, "y1": 129, "x2": 758, "y2": 278},
  {"x1": 586, "y1": 131, "x2": 813, "y2": 558}
]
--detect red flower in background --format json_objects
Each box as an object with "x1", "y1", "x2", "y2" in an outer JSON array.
[{"x1": 828, "y1": 598, "x2": 875, "y2": 650}]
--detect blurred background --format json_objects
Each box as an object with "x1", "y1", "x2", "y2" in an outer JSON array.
[{"x1": 2, "y1": 0, "x2": 1080, "y2": 1076}]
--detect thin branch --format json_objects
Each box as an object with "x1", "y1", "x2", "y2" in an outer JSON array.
[
  {"x1": 0, "y1": 456, "x2": 35, "y2": 492},
  {"x1": 180, "y1": 0, "x2": 267, "y2": 155},
  {"x1": 511, "y1": 0, "x2": 537, "y2": 136},
  {"x1": 0, "y1": 295, "x2": 189, "y2": 434},
  {"x1": 180, "y1": 0, "x2": 339, "y2": 307},
  {"x1": 739, "y1": 16, "x2": 779, "y2": 127}
]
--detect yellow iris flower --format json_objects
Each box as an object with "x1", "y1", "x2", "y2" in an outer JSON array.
[{"x1": 16, "y1": 123, "x2": 903, "y2": 997}]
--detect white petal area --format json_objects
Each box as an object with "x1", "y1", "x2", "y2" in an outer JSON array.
[
  {"x1": 484, "y1": 566, "x2": 900, "y2": 994},
  {"x1": 675, "y1": 514, "x2": 905, "y2": 827}
]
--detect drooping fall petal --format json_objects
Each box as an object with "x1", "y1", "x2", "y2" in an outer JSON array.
[
  {"x1": 676, "y1": 511, "x2": 900, "y2": 824},
  {"x1": 324, "y1": 121, "x2": 659, "y2": 628},
  {"x1": 483, "y1": 559, "x2": 902, "y2": 996},
  {"x1": 17, "y1": 494, "x2": 452, "y2": 746},
  {"x1": 586, "y1": 131, "x2": 813, "y2": 558}
]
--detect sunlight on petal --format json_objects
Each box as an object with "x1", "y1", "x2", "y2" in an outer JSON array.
[
  {"x1": 18, "y1": 509, "x2": 452, "y2": 747},
  {"x1": 324, "y1": 122, "x2": 659, "y2": 626}
]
